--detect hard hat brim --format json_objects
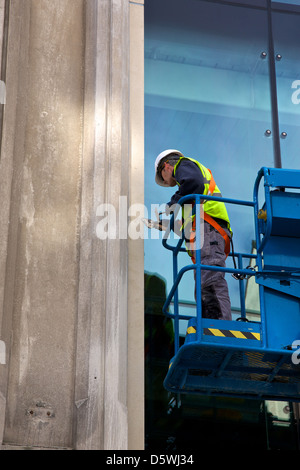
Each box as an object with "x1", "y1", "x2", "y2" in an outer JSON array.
[
  {"x1": 154, "y1": 149, "x2": 184, "y2": 186},
  {"x1": 155, "y1": 173, "x2": 171, "y2": 187}
]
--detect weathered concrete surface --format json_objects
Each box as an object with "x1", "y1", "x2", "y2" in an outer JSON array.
[
  {"x1": 128, "y1": 0, "x2": 144, "y2": 450},
  {"x1": 0, "y1": 0, "x2": 144, "y2": 450},
  {"x1": 0, "y1": 0, "x2": 84, "y2": 448},
  {"x1": 74, "y1": 0, "x2": 131, "y2": 450}
]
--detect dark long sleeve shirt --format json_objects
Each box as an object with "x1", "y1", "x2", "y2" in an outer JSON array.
[{"x1": 167, "y1": 159, "x2": 205, "y2": 208}]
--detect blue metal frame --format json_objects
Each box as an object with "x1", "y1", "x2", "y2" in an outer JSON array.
[
  {"x1": 162, "y1": 193, "x2": 256, "y2": 350},
  {"x1": 162, "y1": 167, "x2": 300, "y2": 401}
]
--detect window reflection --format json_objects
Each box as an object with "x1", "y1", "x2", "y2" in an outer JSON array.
[
  {"x1": 145, "y1": 0, "x2": 271, "y2": 318},
  {"x1": 272, "y1": 9, "x2": 300, "y2": 169},
  {"x1": 145, "y1": 0, "x2": 300, "y2": 450}
]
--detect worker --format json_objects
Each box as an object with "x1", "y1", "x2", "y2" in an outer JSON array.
[{"x1": 155, "y1": 149, "x2": 232, "y2": 321}]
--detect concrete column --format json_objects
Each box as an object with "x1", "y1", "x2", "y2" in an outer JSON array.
[
  {"x1": 74, "y1": 0, "x2": 130, "y2": 450},
  {"x1": 128, "y1": 0, "x2": 144, "y2": 450},
  {"x1": 0, "y1": 0, "x2": 144, "y2": 450},
  {"x1": 0, "y1": 0, "x2": 85, "y2": 448},
  {"x1": 74, "y1": 0, "x2": 144, "y2": 450},
  {"x1": 0, "y1": 0, "x2": 7, "y2": 445}
]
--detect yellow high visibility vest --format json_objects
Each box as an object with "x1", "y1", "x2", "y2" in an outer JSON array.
[{"x1": 173, "y1": 157, "x2": 232, "y2": 235}]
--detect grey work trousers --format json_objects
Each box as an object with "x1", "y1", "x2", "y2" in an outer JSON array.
[{"x1": 190, "y1": 220, "x2": 232, "y2": 321}]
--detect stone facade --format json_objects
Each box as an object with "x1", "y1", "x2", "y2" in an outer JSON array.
[{"x1": 0, "y1": 0, "x2": 144, "y2": 450}]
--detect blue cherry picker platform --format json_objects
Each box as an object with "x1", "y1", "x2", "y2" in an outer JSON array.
[{"x1": 162, "y1": 167, "x2": 300, "y2": 402}]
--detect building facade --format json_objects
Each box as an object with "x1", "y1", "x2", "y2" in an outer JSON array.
[
  {"x1": 0, "y1": 0, "x2": 299, "y2": 452},
  {"x1": 145, "y1": 0, "x2": 300, "y2": 450}
]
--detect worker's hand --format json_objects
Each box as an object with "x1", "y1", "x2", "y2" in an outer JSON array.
[{"x1": 142, "y1": 218, "x2": 169, "y2": 231}]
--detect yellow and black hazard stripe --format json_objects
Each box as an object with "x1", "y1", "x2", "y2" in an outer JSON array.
[
  {"x1": 204, "y1": 327, "x2": 260, "y2": 341},
  {"x1": 186, "y1": 326, "x2": 260, "y2": 341},
  {"x1": 186, "y1": 326, "x2": 197, "y2": 335}
]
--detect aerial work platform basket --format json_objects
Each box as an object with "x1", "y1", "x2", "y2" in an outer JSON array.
[{"x1": 162, "y1": 167, "x2": 300, "y2": 402}]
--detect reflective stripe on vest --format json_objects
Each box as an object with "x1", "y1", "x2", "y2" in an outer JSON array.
[{"x1": 173, "y1": 157, "x2": 232, "y2": 232}]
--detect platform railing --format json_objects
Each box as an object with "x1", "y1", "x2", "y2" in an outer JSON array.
[
  {"x1": 161, "y1": 168, "x2": 300, "y2": 400},
  {"x1": 162, "y1": 192, "x2": 260, "y2": 355},
  {"x1": 162, "y1": 167, "x2": 300, "y2": 357}
]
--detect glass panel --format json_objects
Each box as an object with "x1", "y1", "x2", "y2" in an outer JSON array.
[
  {"x1": 273, "y1": 0, "x2": 300, "y2": 3},
  {"x1": 272, "y1": 7, "x2": 300, "y2": 169},
  {"x1": 272, "y1": 0, "x2": 300, "y2": 14},
  {"x1": 145, "y1": 0, "x2": 300, "y2": 451},
  {"x1": 271, "y1": 6, "x2": 300, "y2": 449},
  {"x1": 145, "y1": 0, "x2": 271, "y2": 315},
  {"x1": 264, "y1": 401, "x2": 299, "y2": 450}
]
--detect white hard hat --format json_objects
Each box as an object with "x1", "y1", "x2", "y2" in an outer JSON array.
[{"x1": 154, "y1": 149, "x2": 184, "y2": 186}]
